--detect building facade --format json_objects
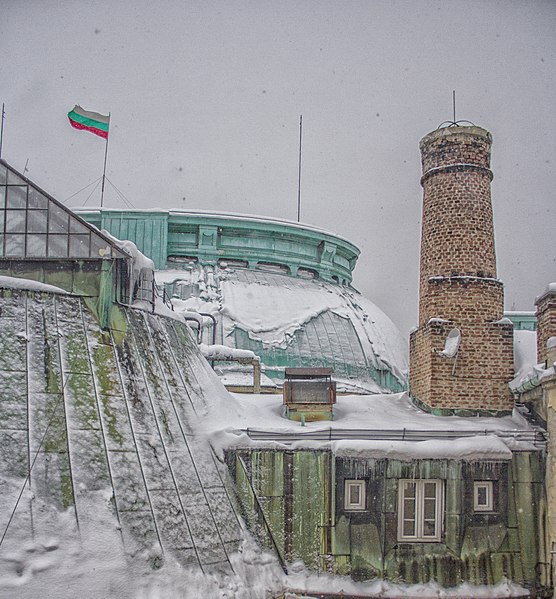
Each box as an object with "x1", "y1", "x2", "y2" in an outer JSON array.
[{"x1": 77, "y1": 208, "x2": 409, "y2": 393}]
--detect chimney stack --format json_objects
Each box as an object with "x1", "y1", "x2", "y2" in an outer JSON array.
[
  {"x1": 536, "y1": 284, "x2": 556, "y2": 366},
  {"x1": 409, "y1": 126, "x2": 514, "y2": 414}
]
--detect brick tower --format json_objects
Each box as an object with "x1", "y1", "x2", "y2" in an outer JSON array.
[{"x1": 409, "y1": 125, "x2": 514, "y2": 414}]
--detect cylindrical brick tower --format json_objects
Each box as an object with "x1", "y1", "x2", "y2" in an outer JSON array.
[{"x1": 409, "y1": 125, "x2": 514, "y2": 414}]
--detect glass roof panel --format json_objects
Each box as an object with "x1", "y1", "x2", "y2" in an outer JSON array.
[{"x1": 0, "y1": 162, "x2": 128, "y2": 260}]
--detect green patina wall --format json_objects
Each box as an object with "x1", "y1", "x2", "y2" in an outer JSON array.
[
  {"x1": 234, "y1": 322, "x2": 405, "y2": 394},
  {"x1": 506, "y1": 312, "x2": 537, "y2": 332},
  {"x1": 0, "y1": 258, "x2": 129, "y2": 330},
  {"x1": 230, "y1": 449, "x2": 549, "y2": 593},
  {"x1": 76, "y1": 209, "x2": 360, "y2": 285},
  {"x1": 232, "y1": 450, "x2": 331, "y2": 569}
]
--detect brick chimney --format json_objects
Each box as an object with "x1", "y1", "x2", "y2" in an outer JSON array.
[
  {"x1": 536, "y1": 284, "x2": 556, "y2": 366},
  {"x1": 409, "y1": 126, "x2": 514, "y2": 414}
]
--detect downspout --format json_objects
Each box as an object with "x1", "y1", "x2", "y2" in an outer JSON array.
[
  {"x1": 182, "y1": 317, "x2": 201, "y2": 343},
  {"x1": 198, "y1": 312, "x2": 217, "y2": 345},
  {"x1": 97, "y1": 259, "x2": 114, "y2": 330}
]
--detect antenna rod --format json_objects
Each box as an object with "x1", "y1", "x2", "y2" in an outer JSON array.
[
  {"x1": 100, "y1": 113, "x2": 110, "y2": 208},
  {"x1": 297, "y1": 114, "x2": 302, "y2": 222},
  {"x1": 452, "y1": 90, "x2": 456, "y2": 124},
  {"x1": 0, "y1": 104, "x2": 5, "y2": 159}
]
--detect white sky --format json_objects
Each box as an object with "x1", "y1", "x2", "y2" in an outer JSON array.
[{"x1": 1, "y1": 0, "x2": 554, "y2": 337}]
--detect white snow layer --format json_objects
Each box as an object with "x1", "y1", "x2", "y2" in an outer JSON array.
[
  {"x1": 205, "y1": 392, "x2": 540, "y2": 460},
  {"x1": 101, "y1": 229, "x2": 155, "y2": 273},
  {"x1": 513, "y1": 329, "x2": 537, "y2": 372},
  {"x1": 0, "y1": 275, "x2": 68, "y2": 294},
  {"x1": 0, "y1": 290, "x2": 536, "y2": 598},
  {"x1": 200, "y1": 343, "x2": 258, "y2": 360},
  {"x1": 157, "y1": 265, "x2": 409, "y2": 387},
  {"x1": 510, "y1": 328, "x2": 556, "y2": 393}
]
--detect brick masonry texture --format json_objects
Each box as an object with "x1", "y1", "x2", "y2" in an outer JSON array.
[
  {"x1": 410, "y1": 126, "x2": 514, "y2": 413},
  {"x1": 536, "y1": 289, "x2": 556, "y2": 364}
]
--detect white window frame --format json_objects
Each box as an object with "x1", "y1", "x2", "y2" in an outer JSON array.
[
  {"x1": 398, "y1": 479, "x2": 444, "y2": 542},
  {"x1": 474, "y1": 481, "x2": 494, "y2": 512},
  {"x1": 344, "y1": 479, "x2": 366, "y2": 511}
]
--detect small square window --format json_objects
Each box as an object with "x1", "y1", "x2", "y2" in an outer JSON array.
[
  {"x1": 27, "y1": 234, "x2": 47, "y2": 257},
  {"x1": 474, "y1": 481, "x2": 493, "y2": 512},
  {"x1": 344, "y1": 480, "x2": 365, "y2": 511},
  {"x1": 5, "y1": 210, "x2": 26, "y2": 233},
  {"x1": 5, "y1": 234, "x2": 25, "y2": 256},
  {"x1": 27, "y1": 210, "x2": 48, "y2": 233},
  {"x1": 6, "y1": 185, "x2": 28, "y2": 208},
  {"x1": 47, "y1": 234, "x2": 69, "y2": 257}
]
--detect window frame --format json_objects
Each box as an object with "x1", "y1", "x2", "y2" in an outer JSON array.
[
  {"x1": 473, "y1": 481, "x2": 494, "y2": 512},
  {"x1": 344, "y1": 479, "x2": 366, "y2": 511},
  {"x1": 397, "y1": 479, "x2": 444, "y2": 542}
]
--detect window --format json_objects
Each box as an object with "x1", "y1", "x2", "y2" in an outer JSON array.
[
  {"x1": 474, "y1": 481, "x2": 493, "y2": 512},
  {"x1": 398, "y1": 479, "x2": 443, "y2": 542},
  {"x1": 344, "y1": 480, "x2": 365, "y2": 511}
]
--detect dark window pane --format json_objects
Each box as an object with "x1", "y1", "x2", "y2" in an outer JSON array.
[
  {"x1": 27, "y1": 210, "x2": 48, "y2": 233},
  {"x1": 404, "y1": 497, "x2": 416, "y2": 519},
  {"x1": 403, "y1": 519, "x2": 415, "y2": 537},
  {"x1": 0, "y1": 166, "x2": 6, "y2": 184},
  {"x1": 27, "y1": 234, "x2": 47, "y2": 257},
  {"x1": 0, "y1": 186, "x2": 5, "y2": 209},
  {"x1": 69, "y1": 234, "x2": 90, "y2": 257},
  {"x1": 350, "y1": 485, "x2": 360, "y2": 505},
  {"x1": 48, "y1": 234, "x2": 68, "y2": 257},
  {"x1": 424, "y1": 482, "x2": 437, "y2": 499},
  {"x1": 69, "y1": 218, "x2": 90, "y2": 234},
  {"x1": 28, "y1": 188, "x2": 49, "y2": 209},
  {"x1": 5, "y1": 210, "x2": 26, "y2": 233},
  {"x1": 404, "y1": 482, "x2": 416, "y2": 498},
  {"x1": 6, "y1": 186, "x2": 27, "y2": 208},
  {"x1": 5, "y1": 234, "x2": 25, "y2": 256},
  {"x1": 48, "y1": 204, "x2": 69, "y2": 234},
  {"x1": 424, "y1": 498, "x2": 436, "y2": 519},
  {"x1": 423, "y1": 519, "x2": 436, "y2": 536}
]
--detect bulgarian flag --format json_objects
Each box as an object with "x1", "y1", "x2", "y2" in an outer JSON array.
[{"x1": 68, "y1": 105, "x2": 109, "y2": 139}]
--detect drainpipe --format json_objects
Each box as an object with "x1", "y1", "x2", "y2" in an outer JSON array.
[
  {"x1": 182, "y1": 316, "x2": 201, "y2": 342},
  {"x1": 198, "y1": 312, "x2": 217, "y2": 345}
]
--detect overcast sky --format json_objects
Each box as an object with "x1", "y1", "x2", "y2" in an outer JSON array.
[{"x1": 1, "y1": 0, "x2": 554, "y2": 337}]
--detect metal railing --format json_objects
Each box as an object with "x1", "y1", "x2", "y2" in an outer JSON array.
[{"x1": 242, "y1": 427, "x2": 546, "y2": 447}]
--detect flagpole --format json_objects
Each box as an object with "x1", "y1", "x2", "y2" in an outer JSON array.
[
  {"x1": 297, "y1": 114, "x2": 302, "y2": 223},
  {"x1": 0, "y1": 104, "x2": 5, "y2": 159},
  {"x1": 100, "y1": 113, "x2": 110, "y2": 208}
]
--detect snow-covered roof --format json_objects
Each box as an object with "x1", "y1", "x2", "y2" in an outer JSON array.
[
  {"x1": 0, "y1": 275, "x2": 68, "y2": 294},
  {"x1": 206, "y1": 392, "x2": 543, "y2": 460},
  {"x1": 0, "y1": 282, "x2": 541, "y2": 598},
  {"x1": 0, "y1": 287, "x2": 249, "y2": 594},
  {"x1": 159, "y1": 265, "x2": 408, "y2": 393}
]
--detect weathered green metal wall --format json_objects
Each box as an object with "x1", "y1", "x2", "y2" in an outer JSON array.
[
  {"x1": 0, "y1": 258, "x2": 128, "y2": 329},
  {"x1": 230, "y1": 449, "x2": 549, "y2": 593},
  {"x1": 232, "y1": 449, "x2": 331, "y2": 569},
  {"x1": 77, "y1": 209, "x2": 360, "y2": 285}
]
